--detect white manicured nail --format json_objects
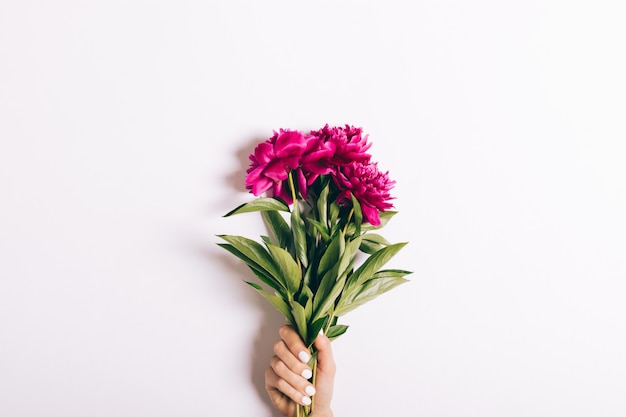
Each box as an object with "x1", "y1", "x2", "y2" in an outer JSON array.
[
  {"x1": 305, "y1": 385, "x2": 316, "y2": 396},
  {"x1": 301, "y1": 368, "x2": 312, "y2": 379},
  {"x1": 302, "y1": 396, "x2": 311, "y2": 406},
  {"x1": 298, "y1": 351, "x2": 310, "y2": 363}
]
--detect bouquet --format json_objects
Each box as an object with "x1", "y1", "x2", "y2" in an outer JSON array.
[{"x1": 218, "y1": 124, "x2": 411, "y2": 416}]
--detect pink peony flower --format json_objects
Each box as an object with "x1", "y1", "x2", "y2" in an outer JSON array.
[
  {"x1": 245, "y1": 128, "x2": 336, "y2": 203},
  {"x1": 299, "y1": 135, "x2": 336, "y2": 185},
  {"x1": 309, "y1": 124, "x2": 372, "y2": 168},
  {"x1": 245, "y1": 125, "x2": 394, "y2": 215},
  {"x1": 245, "y1": 129, "x2": 308, "y2": 197},
  {"x1": 334, "y1": 160, "x2": 395, "y2": 226}
]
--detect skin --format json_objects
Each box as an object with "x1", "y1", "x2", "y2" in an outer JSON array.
[{"x1": 265, "y1": 325, "x2": 336, "y2": 417}]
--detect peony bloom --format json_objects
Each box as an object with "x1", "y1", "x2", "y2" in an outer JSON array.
[
  {"x1": 334, "y1": 160, "x2": 395, "y2": 226},
  {"x1": 309, "y1": 124, "x2": 372, "y2": 168},
  {"x1": 299, "y1": 135, "x2": 336, "y2": 185},
  {"x1": 245, "y1": 129, "x2": 308, "y2": 198},
  {"x1": 245, "y1": 128, "x2": 337, "y2": 203}
]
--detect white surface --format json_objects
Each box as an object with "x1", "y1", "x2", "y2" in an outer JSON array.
[{"x1": 1, "y1": 1, "x2": 625, "y2": 416}]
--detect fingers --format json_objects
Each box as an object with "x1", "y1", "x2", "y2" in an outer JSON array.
[
  {"x1": 264, "y1": 368, "x2": 294, "y2": 417},
  {"x1": 273, "y1": 339, "x2": 313, "y2": 380},
  {"x1": 307, "y1": 331, "x2": 336, "y2": 413},
  {"x1": 278, "y1": 324, "x2": 311, "y2": 365},
  {"x1": 313, "y1": 332, "x2": 336, "y2": 376},
  {"x1": 267, "y1": 357, "x2": 315, "y2": 406},
  {"x1": 266, "y1": 325, "x2": 316, "y2": 407}
]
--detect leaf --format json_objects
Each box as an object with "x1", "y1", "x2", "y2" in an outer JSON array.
[
  {"x1": 359, "y1": 233, "x2": 391, "y2": 254},
  {"x1": 298, "y1": 283, "x2": 313, "y2": 306},
  {"x1": 312, "y1": 270, "x2": 346, "y2": 322},
  {"x1": 224, "y1": 197, "x2": 289, "y2": 217},
  {"x1": 291, "y1": 301, "x2": 308, "y2": 343},
  {"x1": 306, "y1": 316, "x2": 328, "y2": 347},
  {"x1": 308, "y1": 219, "x2": 330, "y2": 243},
  {"x1": 248, "y1": 264, "x2": 287, "y2": 297},
  {"x1": 329, "y1": 201, "x2": 340, "y2": 229},
  {"x1": 291, "y1": 203, "x2": 308, "y2": 268},
  {"x1": 357, "y1": 210, "x2": 398, "y2": 232},
  {"x1": 217, "y1": 242, "x2": 284, "y2": 294},
  {"x1": 362, "y1": 233, "x2": 391, "y2": 246},
  {"x1": 317, "y1": 230, "x2": 344, "y2": 278},
  {"x1": 304, "y1": 293, "x2": 313, "y2": 320},
  {"x1": 266, "y1": 242, "x2": 302, "y2": 295},
  {"x1": 335, "y1": 270, "x2": 411, "y2": 316},
  {"x1": 312, "y1": 263, "x2": 339, "y2": 315},
  {"x1": 261, "y1": 210, "x2": 292, "y2": 249},
  {"x1": 316, "y1": 178, "x2": 330, "y2": 230},
  {"x1": 350, "y1": 193, "x2": 362, "y2": 236},
  {"x1": 245, "y1": 281, "x2": 295, "y2": 325},
  {"x1": 312, "y1": 234, "x2": 363, "y2": 320},
  {"x1": 325, "y1": 324, "x2": 349, "y2": 340},
  {"x1": 337, "y1": 236, "x2": 361, "y2": 279},
  {"x1": 217, "y1": 235, "x2": 279, "y2": 278},
  {"x1": 344, "y1": 242, "x2": 408, "y2": 293}
]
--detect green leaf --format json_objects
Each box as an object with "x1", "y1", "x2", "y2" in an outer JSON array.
[
  {"x1": 350, "y1": 193, "x2": 362, "y2": 236},
  {"x1": 217, "y1": 235, "x2": 280, "y2": 280},
  {"x1": 304, "y1": 293, "x2": 313, "y2": 320},
  {"x1": 261, "y1": 210, "x2": 292, "y2": 249},
  {"x1": 344, "y1": 242, "x2": 408, "y2": 293},
  {"x1": 248, "y1": 264, "x2": 287, "y2": 296},
  {"x1": 298, "y1": 283, "x2": 313, "y2": 306},
  {"x1": 312, "y1": 270, "x2": 346, "y2": 322},
  {"x1": 329, "y1": 201, "x2": 340, "y2": 228},
  {"x1": 224, "y1": 197, "x2": 290, "y2": 217},
  {"x1": 359, "y1": 233, "x2": 391, "y2": 254},
  {"x1": 306, "y1": 316, "x2": 328, "y2": 347},
  {"x1": 360, "y1": 210, "x2": 397, "y2": 231},
  {"x1": 362, "y1": 233, "x2": 391, "y2": 246},
  {"x1": 316, "y1": 179, "x2": 330, "y2": 230},
  {"x1": 245, "y1": 282, "x2": 295, "y2": 325},
  {"x1": 337, "y1": 236, "x2": 362, "y2": 279},
  {"x1": 312, "y1": 235, "x2": 363, "y2": 321},
  {"x1": 335, "y1": 271, "x2": 411, "y2": 316},
  {"x1": 266, "y1": 242, "x2": 301, "y2": 295},
  {"x1": 325, "y1": 324, "x2": 349, "y2": 340},
  {"x1": 291, "y1": 203, "x2": 308, "y2": 268},
  {"x1": 313, "y1": 263, "x2": 339, "y2": 315},
  {"x1": 217, "y1": 242, "x2": 284, "y2": 294},
  {"x1": 291, "y1": 301, "x2": 308, "y2": 343},
  {"x1": 317, "y1": 230, "x2": 344, "y2": 278},
  {"x1": 308, "y1": 219, "x2": 330, "y2": 243}
]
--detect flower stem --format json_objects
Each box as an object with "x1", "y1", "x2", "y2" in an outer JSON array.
[
  {"x1": 342, "y1": 208, "x2": 354, "y2": 234},
  {"x1": 310, "y1": 350, "x2": 318, "y2": 413},
  {"x1": 288, "y1": 171, "x2": 298, "y2": 205}
]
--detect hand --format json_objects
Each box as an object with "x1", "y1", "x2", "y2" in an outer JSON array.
[{"x1": 265, "y1": 325, "x2": 336, "y2": 417}]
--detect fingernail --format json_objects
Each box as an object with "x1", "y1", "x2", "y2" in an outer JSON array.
[
  {"x1": 301, "y1": 368, "x2": 312, "y2": 379},
  {"x1": 302, "y1": 396, "x2": 311, "y2": 406},
  {"x1": 305, "y1": 385, "x2": 316, "y2": 396},
  {"x1": 298, "y1": 351, "x2": 310, "y2": 363},
  {"x1": 319, "y1": 328, "x2": 325, "y2": 336}
]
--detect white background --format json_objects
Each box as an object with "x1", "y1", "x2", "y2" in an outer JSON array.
[{"x1": 1, "y1": 1, "x2": 625, "y2": 416}]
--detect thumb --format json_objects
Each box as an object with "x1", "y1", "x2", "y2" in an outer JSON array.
[{"x1": 312, "y1": 332, "x2": 336, "y2": 412}]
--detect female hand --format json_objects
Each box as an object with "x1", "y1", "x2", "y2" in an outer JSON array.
[{"x1": 265, "y1": 325, "x2": 336, "y2": 417}]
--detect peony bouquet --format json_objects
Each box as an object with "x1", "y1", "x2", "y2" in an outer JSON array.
[{"x1": 218, "y1": 124, "x2": 411, "y2": 416}]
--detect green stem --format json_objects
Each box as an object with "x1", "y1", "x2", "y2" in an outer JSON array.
[
  {"x1": 324, "y1": 312, "x2": 335, "y2": 336},
  {"x1": 342, "y1": 208, "x2": 354, "y2": 234},
  {"x1": 288, "y1": 171, "x2": 298, "y2": 206},
  {"x1": 310, "y1": 350, "x2": 318, "y2": 413}
]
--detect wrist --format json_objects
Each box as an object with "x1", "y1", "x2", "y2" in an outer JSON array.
[{"x1": 311, "y1": 410, "x2": 333, "y2": 417}]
